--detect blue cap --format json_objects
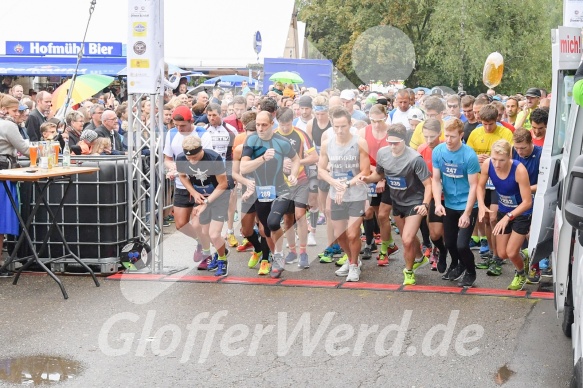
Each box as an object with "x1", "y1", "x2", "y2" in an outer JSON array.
[{"x1": 18, "y1": 104, "x2": 28, "y2": 111}]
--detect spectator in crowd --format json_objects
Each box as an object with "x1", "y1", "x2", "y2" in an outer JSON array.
[{"x1": 26, "y1": 90, "x2": 52, "y2": 141}]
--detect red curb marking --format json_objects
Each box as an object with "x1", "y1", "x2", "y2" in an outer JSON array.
[
  {"x1": 464, "y1": 288, "x2": 527, "y2": 297},
  {"x1": 529, "y1": 291, "x2": 554, "y2": 300},
  {"x1": 106, "y1": 273, "x2": 166, "y2": 281},
  {"x1": 279, "y1": 279, "x2": 339, "y2": 288},
  {"x1": 221, "y1": 276, "x2": 281, "y2": 285},
  {"x1": 340, "y1": 282, "x2": 401, "y2": 291},
  {"x1": 402, "y1": 285, "x2": 463, "y2": 293},
  {"x1": 161, "y1": 275, "x2": 220, "y2": 282},
  {"x1": 103, "y1": 272, "x2": 554, "y2": 300}
]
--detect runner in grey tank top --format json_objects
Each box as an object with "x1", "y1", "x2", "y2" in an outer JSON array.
[
  {"x1": 318, "y1": 108, "x2": 370, "y2": 283},
  {"x1": 327, "y1": 132, "x2": 368, "y2": 202}
]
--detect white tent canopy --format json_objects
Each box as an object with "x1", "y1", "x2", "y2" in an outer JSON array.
[{"x1": 0, "y1": 0, "x2": 296, "y2": 69}]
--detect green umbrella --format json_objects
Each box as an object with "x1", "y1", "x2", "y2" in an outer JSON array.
[{"x1": 269, "y1": 71, "x2": 304, "y2": 84}]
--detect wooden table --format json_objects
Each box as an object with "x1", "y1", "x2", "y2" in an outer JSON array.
[{"x1": 0, "y1": 166, "x2": 101, "y2": 299}]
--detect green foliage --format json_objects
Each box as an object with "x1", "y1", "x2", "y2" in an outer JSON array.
[{"x1": 299, "y1": 0, "x2": 563, "y2": 94}]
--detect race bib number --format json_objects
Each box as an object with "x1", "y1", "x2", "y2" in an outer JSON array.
[
  {"x1": 386, "y1": 176, "x2": 407, "y2": 190},
  {"x1": 498, "y1": 194, "x2": 518, "y2": 208},
  {"x1": 256, "y1": 185, "x2": 276, "y2": 202},
  {"x1": 333, "y1": 171, "x2": 353, "y2": 181},
  {"x1": 486, "y1": 178, "x2": 495, "y2": 190},
  {"x1": 368, "y1": 183, "x2": 378, "y2": 197},
  {"x1": 442, "y1": 162, "x2": 463, "y2": 178},
  {"x1": 194, "y1": 184, "x2": 214, "y2": 196}
]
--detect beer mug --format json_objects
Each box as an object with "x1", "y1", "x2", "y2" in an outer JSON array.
[{"x1": 482, "y1": 52, "x2": 504, "y2": 88}]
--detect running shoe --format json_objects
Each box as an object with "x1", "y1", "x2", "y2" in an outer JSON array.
[
  {"x1": 164, "y1": 215, "x2": 175, "y2": 224},
  {"x1": 442, "y1": 265, "x2": 456, "y2": 280},
  {"x1": 371, "y1": 242, "x2": 378, "y2": 252},
  {"x1": 193, "y1": 244, "x2": 204, "y2": 263},
  {"x1": 215, "y1": 260, "x2": 228, "y2": 277},
  {"x1": 258, "y1": 259, "x2": 271, "y2": 275},
  {"x1": 0, "y1": 270, "x2": 13, "y2": 278},
  {"x1": 431, "y1": 247, "x2": 439, "y2": 263},
  {"x1": 437, "y1": 256, "x2": 447, "y2": 274},
  {"x1": 346, "y1": 264, "x2": 361, "y2": 282},
  {"x1": 431, "y1": 259, "x2": 438, "y2": 271},
  {"x1": 207, "y1": 253, "x2": 220, "y2": 271},
  {"x1": 336, "y1": 259, "x2": 362, "y2": 277},
  {"x1": 479, "y1": 239, "x2": 490, "y2": 255},
  {"x1": 458, "y1": 271, "x2": 476, "y2": 288},
  {"x1": 508, "y1": 271, "x2": 527, "y2": 291},
  {"x1": 237, "y1": 239, "x2": 254, "y2": 252},
  {"x1": 377, "y1": 252, "x2": 389, "y2": 266},
  {"x1": 526, "y1": 267, "x2": 541, "y2": 284},
  {"x1": 318, "y1": 244, "x2": 342, "y2": 257},
  {"x1": 361, "y1": 246, "x2": 373, "y2": 260},
  {"x1": 403, "y1": 269, "x2": 415, "y2": 285},
  {"x1": 475, "y1": 256, "x2": 491, "y2": 270},
  {"x1": 486, "y1": 258, "x2": 503, "y2": 276},
  {"x1": 197, "y1": 254, "x2": 212, "y2": 270},
  {"x1": 298, "y1": 252, "x2": 310, "y2": 269},
  {"x1": 374, "y1": 233, "x2": 382, "y2": 245},
  {"x1": 386, "y1": 243, "x2": 399, "y2": 257},
  {"x1": 270, "y1": 253, "x2": 285, "y2": 279},
  {"x1": 285, "y1": 252, "x2": 298, "y2": 264},
  {"x1": 335, "y1": 253, "x2": 348, "y2": 267},
  {"x1": 248, "y1": 251, "x2": 262, "y2": 269},
  {"x1": 541, "y1": 267, "x2": 553, "y2": 277},
  {"x1": 227, "y1": 233, "x2": 239, "y2": 247},
  {"x1": 469, "y1": 238, "x2": 480, "y2": 250},
  {"x1": 163, "y1": 218, "x2": 170, "y2": 227},
  {"x1": 317, "y1": 214, "x2": 326, "y2": 225},
  {"x1": 449, "y1": 264, "x2": 466, "y2": 281},
  {"x1": 307, "y1": 232, "x2": 317, "y2": 246},
  {"x1": 421, "y1": 245, "x2": 432, "y2": 260},
  {"x1": 412, "y1": 256, "x2": 429, "y2": 272},
  {"x1": 319, "y1": 251, "x2": 334, "y2": 263}
]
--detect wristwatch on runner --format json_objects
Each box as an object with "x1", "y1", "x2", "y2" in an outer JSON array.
[{"x1": 506, "y1": 212, "x2": 514, "y2": 220}]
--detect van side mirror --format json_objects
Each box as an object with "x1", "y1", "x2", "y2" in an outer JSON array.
[{"x1": 565, "y1": 155, "x2": 583, "y2": 230}]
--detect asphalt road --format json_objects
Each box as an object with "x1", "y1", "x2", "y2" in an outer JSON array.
[{"x1": 0, "y1": 222, "x2": 573, "y2": 387}]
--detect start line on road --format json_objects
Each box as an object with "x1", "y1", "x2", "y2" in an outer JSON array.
[{"x1": 106, "y1": 272, "x2": 553, "y2": 300}]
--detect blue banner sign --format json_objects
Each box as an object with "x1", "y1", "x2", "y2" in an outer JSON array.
[{"x1": 6, "y1": 41, "x2": 123, "y2": 57}]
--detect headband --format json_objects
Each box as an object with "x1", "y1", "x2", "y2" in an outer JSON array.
[
  {"x1": 386, "y1": 130, "x2": 407, "y2": 141},
  {"x1": 313, "y1": 105, "x2": 328, "y2": 112},
  {"x1": 183, "y1": 146, "x2": 202, "y2": 156}
]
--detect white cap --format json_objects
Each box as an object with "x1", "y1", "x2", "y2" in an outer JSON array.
[
  {"x1": 340, "y1": 89, "x2": 356, "y2": 100},
  {"x1": 407, "y1": 108, "x2": 425, "y2": 121}
]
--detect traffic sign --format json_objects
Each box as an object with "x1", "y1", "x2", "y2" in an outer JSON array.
[{"x1": 253, "y1": 31, "x2": 262, "y2": 55}]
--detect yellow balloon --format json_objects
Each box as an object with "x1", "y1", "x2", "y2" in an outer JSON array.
[{"x1": 483, "y1": 52, "x2": 504, "y2": 88}]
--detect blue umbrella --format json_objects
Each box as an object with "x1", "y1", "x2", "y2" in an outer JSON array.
[{"x1": 203, "y1": 75, "x2": 257, "y2": 88}]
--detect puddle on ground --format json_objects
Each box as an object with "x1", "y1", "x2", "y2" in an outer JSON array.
[
  {"x1": 0, "y1": 355, "x2": 83, "y2": 385},
  {"x1": 495, "y1": 364, "x2": 515, "y2": 385}
]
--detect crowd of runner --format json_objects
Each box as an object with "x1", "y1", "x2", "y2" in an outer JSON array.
[{"x1": 0, "y1": 78, "x2": 550, "y2": 289}]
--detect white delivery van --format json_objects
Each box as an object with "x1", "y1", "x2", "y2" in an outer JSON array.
[{"x1": 529, "y1": 26, "x2": 583, "y2": 387}]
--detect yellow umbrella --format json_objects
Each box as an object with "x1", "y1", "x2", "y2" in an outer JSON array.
[{"x1": 51, "y1": 74, "x2": 114, "y2": 113}]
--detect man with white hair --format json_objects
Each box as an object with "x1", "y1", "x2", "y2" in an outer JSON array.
[{"x1": 95, "y1": 110, "x2": 125, "y2": 153}]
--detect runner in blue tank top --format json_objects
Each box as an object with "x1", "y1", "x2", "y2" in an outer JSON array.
[
  {"x1": 477, "y1": 139, "x2": 533, "y2": 291},
  {"x1": 511, "y1": 127, "x2": 542, "y2": 284}
]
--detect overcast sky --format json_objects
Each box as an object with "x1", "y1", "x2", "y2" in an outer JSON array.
[{"x1": 0, "y1": 0, "x2": 296, "y2": 68}]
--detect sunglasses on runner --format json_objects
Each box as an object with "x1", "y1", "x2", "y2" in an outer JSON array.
[{"x1": 370, "y1": 118, "x2": 386, "y2": 124}]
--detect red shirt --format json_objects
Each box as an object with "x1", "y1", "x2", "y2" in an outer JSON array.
[
  {"x1": 417, "y1": 143, "x2": 434, "y2": 176},
  {"x1": 364, "y1": 125, "x2": 389, "y2": 166},
  {"x1": 223, "y1": 114, "x2": 244, "y2": 133},
  {"x1": 531, "y1": 132, "x2": 545, "y2": 147}
]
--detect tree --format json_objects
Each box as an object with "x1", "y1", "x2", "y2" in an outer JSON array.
[{"x1": 299, "y1": 0, "x2": 562, "y2": 93}]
